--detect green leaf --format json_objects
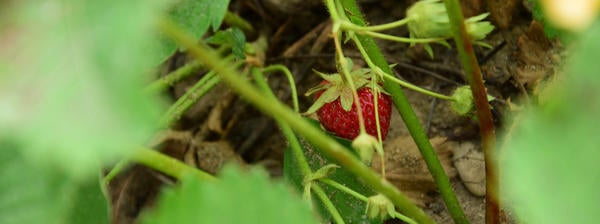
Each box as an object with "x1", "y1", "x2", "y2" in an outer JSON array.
[
  {"x1": 0, "y1": 0, "x2": 166, "y2": 179},
  {"x1": 284, "y1": 119, "x2": 380, "y2": 224},
  {"x1": 142, "y1": 166, "x2": 319, "y2": 224},
  {"x1": 206, "y1": 28, "x2": 247, "y2": 59},
  {"x1": 502, "y1": 20, "x2": 600, "y2": 224},
  {"x1": 154, "y1": 0, "x2": 232, "y2": 63},
  {"x1": 0, "y1": 142, "x2": 109, "y2": 224}
]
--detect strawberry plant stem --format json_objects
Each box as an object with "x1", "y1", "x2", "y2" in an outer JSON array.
[
  {"x1": 160, "y1": 56, "x2": 241, "y2": 126},
  {"x1": 261, "y1": 65, "x2": 300, "y2": 112},
  {"x1": 443, "y1": 0, "x2": 499, "y2": 223},
  {"x1": 252, "y1": 68, "x2": 345, "y2": 223},
  {"x1": 146, "y1": 61, "x2": 201, "y2": 93},
  {"x1": 337, "y1": 0, "x2": 469, "y2": 223},
  {"x1": 158, "y1": 17, "x2": 435, "y2": 224},
  {"x1": 160, "y1": 72, "x2": 220, "y2": 126},
  {"x1": 251, "y1": 68, "x2": 311, "y2": 175},
  {"x1": 320, "y1": 178, "x2": 368, "y2": 202},
  {"x1": 132, "y1": 147, "x2": 217, "y2": 182},
  {"x1": 340, "y1": 18, "x2": 410, "y2": 32},
  {"x1": 362, "y1": 31, "x2": 446, "y2": 44},
  {"x1": 312, "y1": 184, "x2": 346, "y2": 224}
]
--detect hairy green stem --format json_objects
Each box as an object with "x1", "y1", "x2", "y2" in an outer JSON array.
[
  {"x1": 320, "y1": 178, "x2": 368, "y2": 202},
  {"x1": 261, "y1": 65, "x2": 300, "y2": 112},
  {"x1": 131, "y1": 147, "x2": 217, "y2": 182},
  {"x1": 146, "y1": 61, "x2": 202, "y2": 93},
  {"x1": 444, "y1": 0, "x2": 499, "y2": 223},
  {"x1": 352, "y1": 36, "x2": 454, "y2": 101},
  {"x1": 338, "y1": 0, "x2": 468, "y2": 223},
  {"x1": 158, "y1": 17, "x2": 434, "y2": 224},
  {"x1": 312, "y1": 184, "x2": 346, "y2": 224},
  {"x1": 160, "y1": 72, "x2": 220, "y2": 126},
  {"x1": 363, "y1": 31, "x2": 446, "y2": 44},
  {"x1": 340, "y1": 18, "x2": 410, "y2": 32},
  {"x1": 160, "y1": 56, "x2": 241, "y2": 126}
]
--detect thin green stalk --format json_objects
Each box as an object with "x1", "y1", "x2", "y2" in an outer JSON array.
[
  {"x1": 443, "y1": 0, "x2": 499, "y2": 223},
  {"x1": 338, "y1": 0, "x2": 469, "y2": 223},
  {"x1": 363, "y1": 31, "x2": 446, "y2": 44},
  {"x1": 340, "y1": 18, "x2": 410, "y2": 32},
  {"x1": 312, "y1": 184, "x2": 345, "y2": 224},
  {"x1": 103, "y1": 159, "x2": 130, "y2": 185},
  {"x1": 320, "y1": 178, "x2": 368, "y2": 202},
  {"x1": 160, "y1": 72, "x2": 220, "y2": 125},
  {"x1": 146, "y1": 61, "x2": 201, "y2": 92},
  {"x1": 157, "y1": 17, "x2": 434, "y2": 224},
  {"x1": 160, "y1": 57, "x2": 241, "y2": 126},
  {"x1": 131, "y1": 147, "x2": 217, "y2": 182},
  {"x1": 352, "y1": 36, "x2": 454, "y2": 101},
  {"x1": 261, "y1": 65, "x2": 300, "y2": 112},
  {"x1": 251, "y1": 68, "x2": 311, "y2": 175},
  {"x1": 380, "y1": 72, "x2": 455, "y2": 101}
]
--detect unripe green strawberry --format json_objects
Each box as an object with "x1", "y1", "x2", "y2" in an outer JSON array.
[{"x1": 314, "y1": 86, "x2": 392, "y2": 140}]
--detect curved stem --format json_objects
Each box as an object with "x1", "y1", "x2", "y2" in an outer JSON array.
[
  {"x1": 251, "y1": 68, "x2": 311, "y2": 175},
  {"x1": 352, "y1": 36, "x2": 454, "y2": 101},
  {"x1": 381, "y1": 72, "x2": 455, "y2": 101},
  {"x1": 261, "y1": 65, "x2": 300, "y2": 112},
  {"x1": 444, "y1": 0, "x2": 499, "y2": 223},
  {"x1": 363, "y1": 31, "x2": 446, "y2": 44},
  {"x1": 131, "y1": 147, "x2": 217, "y2": 182},
  {"x1": 320, "y1": 178, "x2": 368, "y2": 202},
  {"x1": 340, "y1": 18, "x2": 410, "y2": 32},
  {"x1": 157, "y1": 17, "x2": 435, "y2": 224},
  {"x1": 160, "y1": 56, "x2": 241, "y2": 126},
  {"x1": 312, "y1": 184, "x2": 345, "y2": 224},
  {"x1": 339, "y1": 0, "x2": 469, "y2": 223},
  {"x1": 146, "y1": 61, "x2": 201, "y2": 93},
  {"x1": 103, "y1": 159, "x2": 130, "y2": 185}
]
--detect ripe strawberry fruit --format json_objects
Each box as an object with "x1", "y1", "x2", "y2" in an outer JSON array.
[{"x1": 315, "y1": 86, "x2": 392, "y2": 140}]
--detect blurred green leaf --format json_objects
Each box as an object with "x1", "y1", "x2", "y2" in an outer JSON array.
[
  {"x1": 206, "y1": 28, "x2": 247, "y2": 59},
  {"x1": 0, "y1": 0, "x2": 167, "y2": 179},
  {"x1": 284, "y1": 119, "x2": 380, "y2": 224},
  {"x1": 155, "y1": 0, "x2": 232, "y2": 63},
  {"x1": 503, "y1": 20, "x2": 600, "y2": 224},
  {"x1": 141, "y1": 166, "x2": 319, "y2": 224},
  {"x1": 0, "y1": 143, "x2": 109, "y2": 224}
]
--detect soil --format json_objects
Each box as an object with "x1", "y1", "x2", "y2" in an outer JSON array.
[{"x1": 107, "y1": 0, "x2": 561, "y2": 223}]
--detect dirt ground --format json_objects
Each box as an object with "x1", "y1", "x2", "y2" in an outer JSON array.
[{"x1": 107, "y1": 0, "x2": 561, "y2": 223}]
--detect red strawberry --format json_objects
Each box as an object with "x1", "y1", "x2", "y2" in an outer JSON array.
[{"x1": 314, "y1": 86, "x2": 392, "y2": 140}]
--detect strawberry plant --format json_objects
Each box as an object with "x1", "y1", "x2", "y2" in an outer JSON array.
[{"x1": 1, "y1": 0, "x2": 599, "y2": 224}]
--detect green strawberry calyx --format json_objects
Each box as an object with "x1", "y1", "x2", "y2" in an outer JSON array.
[{"x1": 304, "y1": 67, "x2": 388, "y2": 115}]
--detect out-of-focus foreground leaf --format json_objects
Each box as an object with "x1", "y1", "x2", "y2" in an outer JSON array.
[
  {"x1": 154, "y1": 0, "x2": 232, "y2": 63},
  {"x1": 0, "y1": 142, "x2": 109, "y2": 224},
  {"x1": 141, "y1": 166, "x2": 319, "y2": 224},
  {"x1": 0, "y1": 0, "x2": 168, "y2": 179},
  {"x1": 503, "y1": 20, "x2": 600, "y2": 223}
]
